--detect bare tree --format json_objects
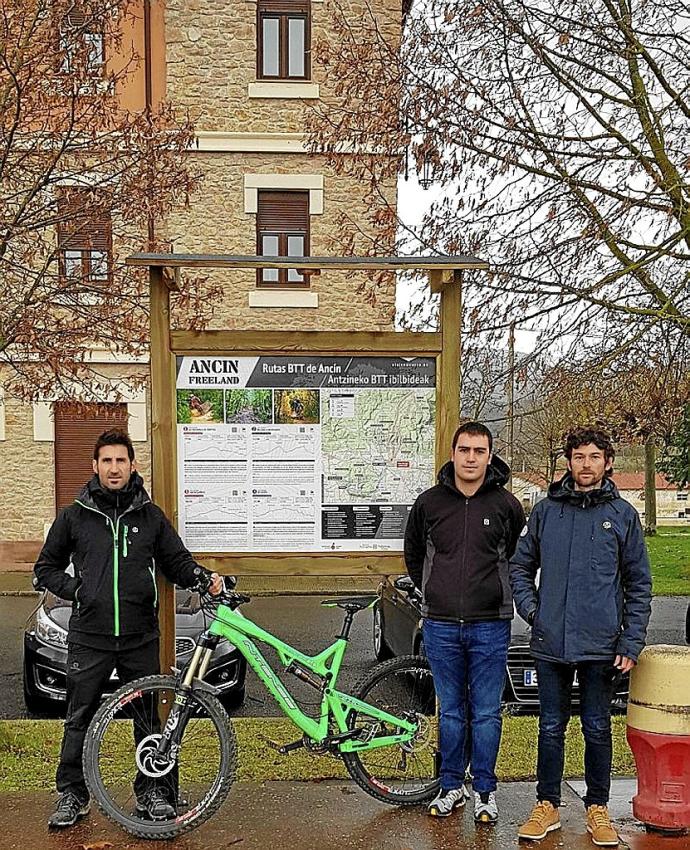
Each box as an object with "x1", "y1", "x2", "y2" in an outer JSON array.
[
  {"x1": 0, "y1": 0, "x2": 204, "y2": 400},
  {"x1": 537, "y1": 337, "x2": 690, "y2": 532},
  {"x1": 309, "y1": 1, "x2": 690, "y2": 356},
  {"x1": 516, "y1": 363, "x2": 619, "y2": 482}
]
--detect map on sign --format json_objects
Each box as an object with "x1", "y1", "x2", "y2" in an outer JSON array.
[
  {"x1": 321, "y1": 389, "x2": 435, "y2": 504},
  {"x1": 175, "y1": 355, "x2": 436, "y2": 553}
]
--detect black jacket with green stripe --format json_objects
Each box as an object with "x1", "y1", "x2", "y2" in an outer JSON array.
[{"x1": 34, "y1": 473, "x2": 209, "y2": 644}]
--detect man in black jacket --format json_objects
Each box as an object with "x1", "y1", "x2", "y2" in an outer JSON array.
[
  {"x1": 405, "y1": 421, "x2": 525, "y2": 824},
  {"x1": 35, "y1": 429, "x2": 222, "y2": 830}
]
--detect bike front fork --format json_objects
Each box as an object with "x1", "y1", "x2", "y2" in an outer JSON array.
[{"x1": 155, "y1": 638, "x2": 217, "y2": 759}]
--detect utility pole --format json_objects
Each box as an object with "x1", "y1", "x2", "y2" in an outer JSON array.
[{"x1": 507, "y1": 321, "x2": 515, "y2": 491}]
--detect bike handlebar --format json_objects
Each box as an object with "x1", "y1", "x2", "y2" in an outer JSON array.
[{"x1": 190, "y1": 570, "x2": 250, "y2": 610}]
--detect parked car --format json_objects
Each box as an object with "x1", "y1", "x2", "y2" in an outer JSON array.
[
  {"x1": 374, "y1": 575, "x2": 629, "y2": 713},
  {"x1": 23, "y1": 584, "x2": 246, "y2": 716}
]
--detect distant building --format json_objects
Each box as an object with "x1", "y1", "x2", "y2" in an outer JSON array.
[
  {"x1": 611, "y1": 473, "x2": 689, "y2": 525},
  {"x1": 512, "y1": 472, "x2": 548, "y2": 513}
]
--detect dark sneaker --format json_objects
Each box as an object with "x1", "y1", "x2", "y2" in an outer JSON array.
[
  {"x1": 48, "y1": 791, "x2": 90, "y2": 828},
  {"x1": 474, "y1": 791, "x2": 499, "y2": 824},
  {"x1": 427, "y1": 785, "x2": 470, "y2": 816},
  {"x1": 136, "y1": 788, "x2": 177, "y2": 821}
]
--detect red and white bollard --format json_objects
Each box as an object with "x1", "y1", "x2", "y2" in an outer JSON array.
[{"x1": 626, "y1": 645, "x2": 690, "y2": 833}]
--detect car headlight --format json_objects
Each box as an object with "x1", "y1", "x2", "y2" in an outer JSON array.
[{"x1": 35, "y1": 606, "x2": 68, "y2": 648}]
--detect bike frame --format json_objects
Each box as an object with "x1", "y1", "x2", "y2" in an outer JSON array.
[{"x1": 203, "y1": 604, "x2": 417, "y2": 753}]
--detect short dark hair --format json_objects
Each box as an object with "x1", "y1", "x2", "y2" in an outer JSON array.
[
  {"x1": 452, "y1": 421, "x2": 493, "y2": 453},
  {"x1": 93, "y1": 428, "x2": 135, "y2": 462},
  {"x1": 564, "y1": 427, "x2": 615, "y2": 474}
]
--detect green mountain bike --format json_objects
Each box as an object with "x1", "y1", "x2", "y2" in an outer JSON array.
[{"x1": 83, "y1": 578, "x2": 438, "y2": 840}]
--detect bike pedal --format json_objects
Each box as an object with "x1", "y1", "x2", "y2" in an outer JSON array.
[{"x1": 278, "y1": 738, "x2": 305, "y2": 754}]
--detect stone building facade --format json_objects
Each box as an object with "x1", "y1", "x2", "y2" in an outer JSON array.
[{"x1": 0, "y1": 0, "x2": 400, "y2": 561}]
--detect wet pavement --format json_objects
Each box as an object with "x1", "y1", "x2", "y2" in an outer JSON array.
[{"x1": 0, "y1": 780, "x2": 686, "y2": 850}]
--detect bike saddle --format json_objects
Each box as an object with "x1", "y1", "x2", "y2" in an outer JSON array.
[{"x1": 321, "y1": 595, "x2": 378, "y2": 612}]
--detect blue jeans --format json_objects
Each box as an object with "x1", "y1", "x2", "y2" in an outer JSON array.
[
  {"x1": 535, "y1": 659, "x2": 616, "y2": 808},
  {"x1": 422, "y1": 618, "x2": 510, "y2": 793}
]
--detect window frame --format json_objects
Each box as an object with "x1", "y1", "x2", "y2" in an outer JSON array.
[
  {"x1": 57, "y1": 9, "x2": 106, "y2": 77},
  {"x1": 56, "y1": 191, "x2": 113, "y2": 296},
  {"x1": 257, "y1": 0, "x2": 311, "y2": 81},
  {"x1": 256, "y1": 190, "x2": 310, "y2": 289}
]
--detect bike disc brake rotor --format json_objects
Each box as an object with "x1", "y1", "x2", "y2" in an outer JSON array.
[
  {"x1": 400, "y1": 712, "x2": 432, "y2": 753},
  {"x1": 135, "y1": 734, "x2": 176, "y2": 778}
]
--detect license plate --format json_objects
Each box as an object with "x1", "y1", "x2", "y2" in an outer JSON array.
[{"x1": 523, "y1": 670, "x2": 578, "y2": 686}]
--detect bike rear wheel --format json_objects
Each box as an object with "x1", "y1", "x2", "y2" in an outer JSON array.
[
  {"x1": 341, "y1": 655, "x2": 439, "y2": 805},
  {"x1": 83, "y1": 675, "x2": 237, "y2": 839}
]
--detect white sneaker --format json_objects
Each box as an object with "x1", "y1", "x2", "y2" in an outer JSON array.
[
  {"x1": 427, "y1": 785, "x2": 470, "y2": 817},
  {"x1": 474, "y1": 790, "x2": 498, "y2": 823}
]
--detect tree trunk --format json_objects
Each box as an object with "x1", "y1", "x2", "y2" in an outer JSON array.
[{"x1": 644, "y1": 435, "x2": 657, "y2": 536}]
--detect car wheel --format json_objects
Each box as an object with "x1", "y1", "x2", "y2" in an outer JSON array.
[{"x1": 373, "y1": 602, "x2": 393, "y2": 660}]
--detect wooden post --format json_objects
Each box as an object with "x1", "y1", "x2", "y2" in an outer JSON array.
[
  {"x1": 436, "y1": 270, "x2": 462, "y2": 468},
  {"x1": 149, "y1": 266, "x2": 177, "y2": 675}
]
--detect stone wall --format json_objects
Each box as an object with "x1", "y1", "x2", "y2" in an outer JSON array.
[
  {"x1": 0, "y1": 394, "x2": 55, "y2": 546},
  {"x1": 165, "y1": 0, "x2": 401, "y2": 133},
  {"x1": 167, "y1": 152, "x2": 396, "y2": 330},
  {"x1": 0, "y1": 367, "x2": 151, "y2": 544}
]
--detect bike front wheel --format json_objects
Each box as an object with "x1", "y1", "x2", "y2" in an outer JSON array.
[
  {"x1": 341, "y1": 655, "x2": 439, "y2": 805},
  {"x1": 83, "y1": 674, "x2": 237, "y2": 840}
]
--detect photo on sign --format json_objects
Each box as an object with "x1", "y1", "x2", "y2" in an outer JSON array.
[
  {"x1": 274, "y1": 389, "x2": 320, "y2": 425},
  {"x1": 225, "y1": 389, "x2": 272, "y2": 424},
  {"x1": 176, "y1": 389, "x2": 224, "y2": 424}
]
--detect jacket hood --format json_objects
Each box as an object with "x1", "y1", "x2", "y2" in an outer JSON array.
[
  {"x1": 78, "y1": 471, "x2": 150, "y2": 513},
  {"x1": 438, "y1": 453, "x2": 511, "y2": 496},
  {"x1": 548, "y1": 472, "x2": 619, "y2": 507}
]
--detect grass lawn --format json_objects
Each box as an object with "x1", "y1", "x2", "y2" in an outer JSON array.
[
  {"x1": 0, "y1": 715, "x2": 634, "y2": 793},
  {"x1": 646, "y1": 526, "x2": 690, "y2": 595}
]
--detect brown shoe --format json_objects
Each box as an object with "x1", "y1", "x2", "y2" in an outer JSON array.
[
  {"x1": 586, "y1": 805, "x2": 618, "y2": 846},
  {"x1": 517, "y1": 801, "x2": 561, "y2": 841}
]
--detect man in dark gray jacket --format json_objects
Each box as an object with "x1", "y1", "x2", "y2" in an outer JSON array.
[{"x1": 510, "y1": 427, "x2": 651, "y2": 847}]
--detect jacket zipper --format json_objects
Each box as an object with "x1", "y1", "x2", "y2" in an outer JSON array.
[
  {"x1": 113, "y1": 519, "x2": 120, "y2": 636},
  {"x1": 75, "y1": 499, "x2": 149, "y2": 637},
  {"x1": 148, "y1": 566, "x2": 158, "y2": 607},
  {"x1": 460, "y1": 498, "x2": 469, "y2": 620}
]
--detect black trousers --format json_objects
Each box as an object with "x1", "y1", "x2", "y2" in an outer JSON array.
[{"x1": 57, "y1": 639, "x2": 159, "y2": 799}]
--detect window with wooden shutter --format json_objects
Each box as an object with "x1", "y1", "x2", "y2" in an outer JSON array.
[
  {"x1": 54, "y1": 402, "x2": 127, "y2": 511},
  {"x1": 56, "y1": 189, "x2": 112, "y2": 293},
  {"x1": 257, "y1": 0, "x2": 310, "y2": 81},
  {"x1": 256, "y1": 191, "x2": 310, "y2": 288}
]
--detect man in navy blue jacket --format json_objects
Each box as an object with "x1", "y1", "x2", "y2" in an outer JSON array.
[{"x1": 510, "y1": 428, "x2": 651, "y2": 847}]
